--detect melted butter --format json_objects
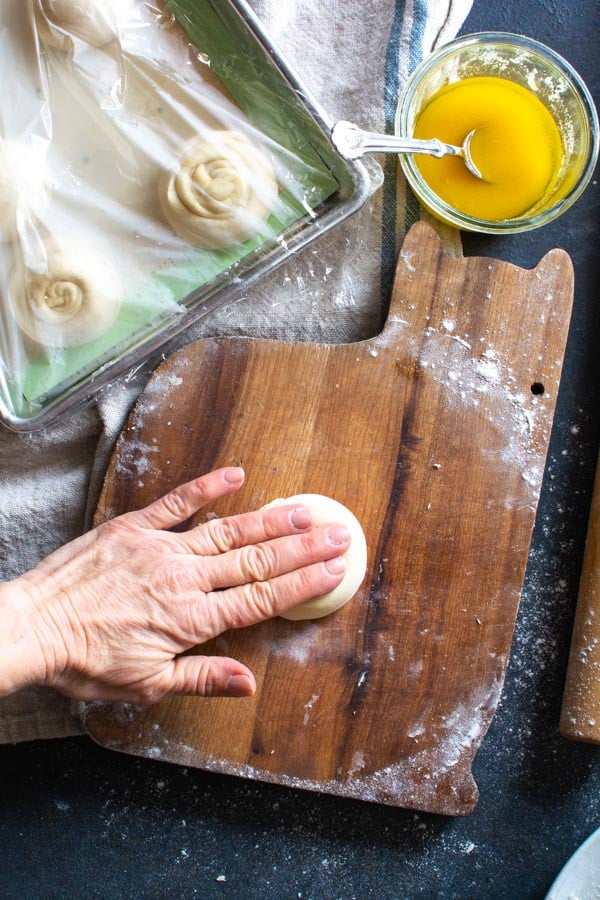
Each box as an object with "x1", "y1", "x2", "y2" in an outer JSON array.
[{"x1": 413, "y1": 76, "x2": 564, "y2": 221}]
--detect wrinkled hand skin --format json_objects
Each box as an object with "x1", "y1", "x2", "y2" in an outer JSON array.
[{"x1": 0, "y1": 468, "x2": 349, "y2": 704}]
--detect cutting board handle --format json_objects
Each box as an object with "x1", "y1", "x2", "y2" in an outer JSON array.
[{"x1": 383, "y1": 223, "x2": 569, "y2": 338}]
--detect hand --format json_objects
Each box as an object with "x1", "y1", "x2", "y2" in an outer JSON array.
[{"x1": 0, "y1": 468, "x2": 350, "y2": 703}]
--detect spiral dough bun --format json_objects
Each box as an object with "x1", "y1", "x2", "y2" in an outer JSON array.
[
  {"x1": 35, "y1": 0, "x2": 118, "y2": 51},
  {"x1": 9, "y1": 247, "x2": 122, "y2": 348},
  {"x1": 264, "y1": 494, "x2": 368, "y2": 621},
  {"x1": 158, "y1": 131, "x2": 279, "y2": 250}
]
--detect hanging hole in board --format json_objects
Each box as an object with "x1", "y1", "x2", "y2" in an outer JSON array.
[{"x1": 531, "y1": 382, "x2": 545, "y2": 395}]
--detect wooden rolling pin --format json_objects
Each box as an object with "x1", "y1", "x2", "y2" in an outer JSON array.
[{"x1": 560, "y1": 451, "x2": 600, "y2": 743}]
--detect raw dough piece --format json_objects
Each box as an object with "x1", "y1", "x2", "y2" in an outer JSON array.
[
  {"x1": 264, "y1": 494, "x2": 368, "y2": 621},
  {"x1": 0, "y1": 142, "x2": 48, "y2": 243},
  {"x1": 34, "y1": 0, "x2": 118, "y2": 51},
  {"x1": 9, "y1": 246, "x2": 122, "y2": 347},
  {"x1": 158, "y1": 131, "x2": 278, "y2": 250}
]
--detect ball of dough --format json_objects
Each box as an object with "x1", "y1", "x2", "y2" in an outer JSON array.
[
  {"x1": 0, "y1": 141, "x2": 48, "y2": 243},
  {"x1": 158, "y1": 131, "x2": 278, "y2": 250},
  {"x1": 264, "y1": 494, "x2": 368, "y2": 621},
  {"x1": 35, "y1": 0, "x2": 118, "y2": 51},
  {"x1": 9, "y1": 246, "x2": 122, "y2": 347}
]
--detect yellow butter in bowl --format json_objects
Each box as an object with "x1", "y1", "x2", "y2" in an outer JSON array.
[{"x1": 413, "y1": 76, "x2": 564, "y2": 221}]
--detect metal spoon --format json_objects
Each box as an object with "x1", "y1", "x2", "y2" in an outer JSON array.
[{"x1": 331, "y1": 120, "x2": 483, "y2": 180}]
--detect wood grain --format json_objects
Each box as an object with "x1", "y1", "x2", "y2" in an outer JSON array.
[{"x1": 81, "y1": 223, "x2": 574, "y2": 815}]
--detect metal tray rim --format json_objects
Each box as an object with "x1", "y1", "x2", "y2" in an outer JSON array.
[{"x1": 0, "y1": 0, "x2": 373, "y2": 433}]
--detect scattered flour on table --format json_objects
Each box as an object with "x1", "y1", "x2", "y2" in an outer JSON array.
[
  {"x1": 399, "y1": 249, "x2": 416, "y2": 272},
  {"x1": 370, "y1": 315, "x2": 560, "y2": 501},
  {"x1": 75, "y1": 676, "x2": 503, "y2": 811},
  {"x1": 347, "y1": 751, "x2": 366, "y2": 778},
  {"x1": 256, "y1": 622, "x2": 325, "y2": 664},
  {"x1": 485, "y1": 396, "x2": 597, "y2": 764},
  {"x1": 114, "y1": 362, "x2": 188, "y2": 480},
  {"x1": 302, "y1": 694, "x2": 320, "y2": 726}
]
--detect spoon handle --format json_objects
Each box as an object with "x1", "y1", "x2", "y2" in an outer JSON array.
[{"x1": 331, "y1": 120, "x2": 461, "y2": 161}]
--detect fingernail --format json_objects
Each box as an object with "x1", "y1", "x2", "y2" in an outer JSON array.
[
  {"x1": 226, "y1": 674, "x2": 255, "y2": 696},
  {"x1": 327, "y1": 524, "x2": 351, "y2": 545},
  {"x1": 325, "y1": 556, "x2": 346, "y2": 575},
  {"x1": 223, "y1": 467, "x2": 245, "y2": 485},
  {"x1": 291, "y1": 506, "x2": 312, "y2": 529}
]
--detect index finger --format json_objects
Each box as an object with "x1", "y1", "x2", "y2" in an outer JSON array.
[{"x1": 127, "y1": 467, "x2": 246, "y2": 530}]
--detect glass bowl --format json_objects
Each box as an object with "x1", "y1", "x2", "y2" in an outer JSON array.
[{"x1": 395, "y1": 32, "x2": 599, "y2": 234}]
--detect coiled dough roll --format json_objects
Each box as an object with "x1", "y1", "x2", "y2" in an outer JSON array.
[
  {"x1": 34, "y1": 0, "x2": 118, "y2": 51},
  {"x1": 158, "y1": 131, "x2": 279, "y2": 250},
  {"x1": 9, "y1": 247, "x2": 122, "y2": 348}
]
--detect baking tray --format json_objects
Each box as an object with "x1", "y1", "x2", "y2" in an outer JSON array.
[{"x1": 0, "y1": 0, "x2": 372, "y2": 432}]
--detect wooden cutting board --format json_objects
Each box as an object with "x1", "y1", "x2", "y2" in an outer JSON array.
[{"x1": 81, "y1": 223, "x2": 573, "y2": 815}]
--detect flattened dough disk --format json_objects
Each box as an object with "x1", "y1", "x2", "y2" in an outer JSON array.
[{"x1": 264, "y1": 494, "x2": 368, "y2": 620}]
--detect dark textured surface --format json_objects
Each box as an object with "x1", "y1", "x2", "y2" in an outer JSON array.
[{"x1": 2, "y1": 1, "x2": 599, "y2": 898}]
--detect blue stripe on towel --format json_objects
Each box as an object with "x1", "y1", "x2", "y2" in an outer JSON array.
[
  {"x1": 382, "y1": 0, "x2": 439, "y2": 303},
  {"x1": 381, "y1": 0, "x2": 407, "y2": 320},
  {"x1": 410, "y1": 0, "x2": 428, "y2": 72},
  {"x1": 404, "y1": 0, "x2": 429, "y2": 232}
]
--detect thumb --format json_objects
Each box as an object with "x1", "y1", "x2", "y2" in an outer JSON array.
[{"x1": 167, "y1": 655, "x2": 256, "y2": 698}]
